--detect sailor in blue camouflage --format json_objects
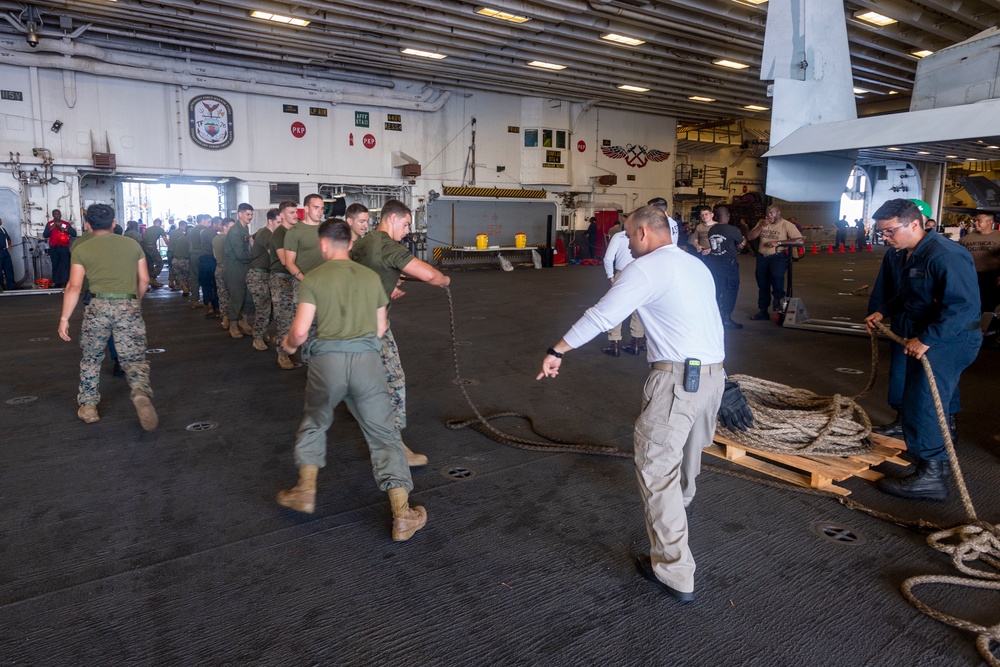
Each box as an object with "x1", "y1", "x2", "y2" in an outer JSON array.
[{"x1": 79, "y1": 298, "x2": 151, "y2": 404}]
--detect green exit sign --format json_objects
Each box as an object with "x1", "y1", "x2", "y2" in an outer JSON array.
[{"x1": 355, "y1": 111, "x2": 369, "y2": 127}]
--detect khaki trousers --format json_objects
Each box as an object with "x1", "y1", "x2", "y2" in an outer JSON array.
[{"x1": 633, "y1": 362, "x2": 724, "y2": 593}]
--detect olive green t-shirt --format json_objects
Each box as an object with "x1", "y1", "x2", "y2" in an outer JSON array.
[
  {"x1": 125, "y1": 229, "x2": 143, "y2": 244},
  {"x1": 251, "y1": 227, "x2": 273, "y2": 271},
  {"x1": 269, "y1": 225, "x2": 290, "y2": 273},
  {"x1": 212, "y1": 234, "x2": 226, "y2": 266},
  {"x1": 71, "y1": 233, "x2": 145, "y2": 294},
  {"x1": 349, "y1": 230, "x2": 415, "y2": 300},
  {"x1": 298, "y1": 260, "x2": 389, "y2": 340},
  {"x1": 168, "y1": 228, "x2": 190, "y2": 258},
  {"x1": 188, "y1": 226, "x2": 204, "y2": 259},
  {"x1": 72, "y1": 231, "x2": 95, "y2": 292},
  {"x1": 142, "y1": 225, "x2": 166, "y2": 251},
  {"x1": 199, "y1": 227, "x2": 217, "y2": 255},
  {"x1": 283, "y1": 222, "x2": 323, "y2": 275}
]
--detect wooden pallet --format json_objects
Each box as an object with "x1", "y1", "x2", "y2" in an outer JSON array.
[{"x1": 704, "y1": 432, "x2": 909, "y2": 496}]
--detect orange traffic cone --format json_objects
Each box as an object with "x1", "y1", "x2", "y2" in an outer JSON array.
[
  {"x1": 838, "y1": 244, "x2": 845, "y2": 253},
  {"x1": 553, "y1": 237, "x2": 568, "y2": 266},
  {"x1": 827, "y1": 244, "x2": 834, "y2": 254},
  {"x1": 811, "y1": 243, "x2": 818, "y2": 254},
  {"x1": 850, "y1": 243, "x2": 856, "y2": 253},
  {"x1": 867, "y1": 243, "x2": 873, "y2": 251}
]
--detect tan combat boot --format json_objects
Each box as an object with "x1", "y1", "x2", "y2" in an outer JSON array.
[
  {"x1": 403, "y1": 444, "x2": 428, "y2": 467},
  {"x1": 229, "y1": 322, "x2": 244, "y2": 339},
  {"x1": 204, "y1": 304, "x2": 215, "y2": 318},
  {"x1": 220, "y1": 315, "x2": 230, "y2": 330},
  {"x1": 131, "y1": 394, "x2": 158, "y2": 431},
  {"x1": 277, "y1": 351, "x2": 295, "y2": 370},
  {"x1": 238, "y1": 316, "x2": 253, "y2": 336},
  {"x1": 77, "y1": 405, "x2": 100, "y2": 424},
  {"x1": 191, "y1": 301, "x2": 204, "y2": 309},
  {"x1": 276, "y1": 465, "x2": 319, "y2": 513},
  {"x1": 388, "y1": 487, "x2": 427, "y2": 542},
  {"x1": 252, "y1": 337, "x2": 268, "y2": 351}
]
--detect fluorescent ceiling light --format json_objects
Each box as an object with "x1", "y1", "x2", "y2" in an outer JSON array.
[
  {"x1": 912, "y1": 50, "x2": 934, "y2": 58},
  {"x1": 618, "y1": 84, "x2": 650, "y2": 92},
  {"x1": 989, "y1": 145, "x2": 1000, "y2": 149},
  {"x1": 853, "y1": 87, "x2": 868, "y2": 94},
  {"x1": 689, "y1": 96, "x2": 716, "y2": 102},
  {"x1": 475, "y1": 7, "x2": 530, "y2": 23},
  {"x1": 527, "y1": 60, "x2": 566, "y2": 70},
  {"x1": 888, "y1": 90, "x2": 899, "y2": 95},
  {"x1": 916, "y1": 151, "x2": 930, "y2": 155},
  {"x1": 601, "y1": 33, "x2": 645, "y2": 47},
  {"x1": 743, "y1": 104, "x2": 769, "y2": 111},
  {"x1": 886, "y1": 147, "x2": 901, "y2": 151},
  {"x1": 249, "y1": 10, "x2": 310, "y2": 27},
  {"x1": 733, "y1": 0, "x2": 768, "y2": 5},
  {"x1": 401, "y1": 47, "x2": 447, "y2": 59},
  {"x1": 854, "y1": 10, "x2": 896, "y2": 26},
  {"x1": 945, "y1": 155, "x2": 958, "y2": 159},
  {"x1": 713, "y1": 59, "x2": 749, "y2": 70}
]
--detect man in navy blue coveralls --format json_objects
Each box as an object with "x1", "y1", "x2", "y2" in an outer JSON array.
[{"x1": 865, "y1": 199, "x2": 981, "y2": 501}]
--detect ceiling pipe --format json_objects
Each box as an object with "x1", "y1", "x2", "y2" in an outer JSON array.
[
  {"x1": 2, "y1": 36, "x2": 408, "y2": 97},
  {"x1": 0, "y1": 46, "x2": 451, "y2": 111}
]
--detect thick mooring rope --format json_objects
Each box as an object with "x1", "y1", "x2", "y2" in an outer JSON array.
[{"x1": 442, "y1": 288, "x2": 999, "y2": 664}]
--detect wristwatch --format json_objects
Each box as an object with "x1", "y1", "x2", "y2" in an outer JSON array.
[{"x1": 546, "y1": 347, "x2": 563, "y2": 358}]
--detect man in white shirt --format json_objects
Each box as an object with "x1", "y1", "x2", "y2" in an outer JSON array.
[
  {"x1": 538, "y1": 205, "x2": 744, "y2": 602},
  {"x1": 601, "y1": 228, "x2": 645, "y2": 356}
]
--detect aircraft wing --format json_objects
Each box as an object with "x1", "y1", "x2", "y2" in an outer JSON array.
[{"x1": 764, "y1": 98, "x2": 1000, "y2": 164}]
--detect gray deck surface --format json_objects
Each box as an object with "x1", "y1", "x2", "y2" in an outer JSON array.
[{"x1": 1, "y1": 247, "x2": 997, "y2": 666}]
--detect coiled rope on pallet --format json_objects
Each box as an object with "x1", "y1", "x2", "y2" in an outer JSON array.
[{"x1": 441, "y1": 288, "x2": 1000, "y2": 663}]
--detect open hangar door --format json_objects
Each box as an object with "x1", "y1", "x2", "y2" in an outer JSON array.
[{"x1": 426, "y1": 198, "x2": 557, "y2": 255}]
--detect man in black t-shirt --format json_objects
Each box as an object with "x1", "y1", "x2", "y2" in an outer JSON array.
[{"x1": 706, "y1": 205, "x2": 746, "y2": 329}]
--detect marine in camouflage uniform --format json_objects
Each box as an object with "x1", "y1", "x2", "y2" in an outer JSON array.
[
  {"x1": 168, "y1": 221, "x2": 190, "y2": 294},
  {"x1": 247, "y1": 208, "x2": 279, "y2": 350},
  {"x1": 213, "y1": 220, "x2": 232, "y2": 328},
  {"x1": 224, "y1": 203, "x2": 255, "y2": 338},
  {"x1": 269, "y1": 200, "x2": 298, "y2": 369},
  {"x1": 58, "y1": 203, "x2": 157, "y2": 431},
  {"x1": 349, "y1": 200, "x2": 451, "y2": 466}
]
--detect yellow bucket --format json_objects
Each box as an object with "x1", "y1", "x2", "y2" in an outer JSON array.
[
  {"x1": 515, "y1": 233, "x2": 526, "y2": 248},
  {"x1": 476, "y1": 234, "x2": 488, "y2": 250}
]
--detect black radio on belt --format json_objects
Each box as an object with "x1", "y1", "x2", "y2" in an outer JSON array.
[{"x1": 683, "y1": 358, "x2": 701, "y2": 392}]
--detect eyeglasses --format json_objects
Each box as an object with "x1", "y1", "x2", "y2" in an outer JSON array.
[{"x1": 876, "y1": 223, "x2": 909, "y2": 239}]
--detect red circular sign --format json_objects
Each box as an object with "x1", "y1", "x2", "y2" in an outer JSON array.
[
  {"x1": 577, "y1": 140, "x2": 587, "y2": 152},
  {"x1": 291, "y1": 122, "x2": 306, "y2": 138},
  {"x1": 363, "y1": 134, "x2": 376, "y2": 149}
]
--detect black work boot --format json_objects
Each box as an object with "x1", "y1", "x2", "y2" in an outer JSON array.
[
  {"x1": 721, "y1": 314, "x2": 744, "y2": 330},
  {"x1": 749, "y1": 310, "x2": 770, "y2": 321},
  {"x1": 602, "y1": 341, "x2": 621, "y2": 357},
  {"x1": 873, "y1": 411, "x2": 903, "y2": 438},
  {"x1": 877, "y1": 459, "x2": 950, "y2": 501},
  {"x1": 623, "y1": 337, "x2": 646, "y2": 355}
]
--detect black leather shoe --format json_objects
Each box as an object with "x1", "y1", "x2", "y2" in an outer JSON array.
[
  {"x1": 113, "y1": 360, "x2": 125, "y2": 377},
  {"x1": 748, "y1": 311, "x2": 770, "y2": 321},
  {"x1": 623, "y1": 337, "x2": 646, "y2": 355},
  {"x1": 877, "y1": 459, "x2": 950, "y2": 501},
  {"x1": 873, "y1": 414, "x2": 903, "y2": 438},
  {"x1": 722, "y1": 316, "x2": 743, "y2": 330},
  {"x1": 602, "y1": 341, "x2": 620, "y2": 357},
  {"x1": 635, "y1": 555, "x2": 694, "y2": 603}
]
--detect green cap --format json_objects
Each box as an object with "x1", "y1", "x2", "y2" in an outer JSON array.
[{"x1": 907, "y1": 198, "x2": 932, "y2": 218}]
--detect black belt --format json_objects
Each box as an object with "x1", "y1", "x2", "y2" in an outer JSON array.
[{"x1": 92, "y1": 293, "x2": 136, "y2": 299}]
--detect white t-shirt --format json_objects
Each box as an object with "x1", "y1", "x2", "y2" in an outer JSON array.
[
  {"x1": 564, "y1": 244, "x2": 725, "y2": 364},
  {"x1": 603, "y1": 230, "x2": 635, "y2": 278}
]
